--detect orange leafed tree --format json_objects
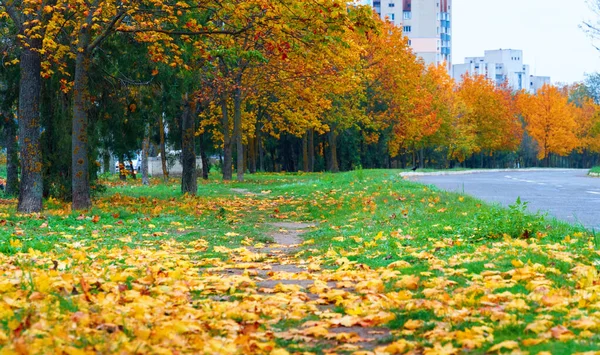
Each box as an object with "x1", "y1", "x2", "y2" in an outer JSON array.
[
  {"x1": 360, "y1": 19, "x2": 422, "y2": 159},
  {"x1": 406, "y1": 63, "x2": 456, "y2": 161},
  {"x1": 517, "y1": 84, "x2": 579, "y2": 164},
  {"x1": 451, "y1": 74, "x2": 522, "y2": 162},
  {"x1": 567, "y1": 83, "x2": 600, "y2": 155}
]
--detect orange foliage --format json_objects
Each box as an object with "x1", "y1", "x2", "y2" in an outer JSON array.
[
  {"x1": 451, "y1": 74, "x2": 522, "y2": 162},
  {"x1": 517, "y1": 85, "x2": 579, "y2": 161}
]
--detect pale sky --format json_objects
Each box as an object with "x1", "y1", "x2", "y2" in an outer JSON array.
[{"x1": 453, "y1": 0, "x2": 600, "y2": 84}]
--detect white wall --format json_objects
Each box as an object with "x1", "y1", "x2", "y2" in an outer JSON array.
[
  {"x1": 147, "y1": 156, "x2": 203, "y2": 177},
  {"x1": 529, "y1": 76, "x2": 551, "y2": 93}
]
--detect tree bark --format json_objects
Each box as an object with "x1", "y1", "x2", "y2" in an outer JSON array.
[
  {"x1": 128, "y1": 157, "x2": 136, "y2": 179},
  {"x1": 233, "y1": 85, "x2": 244, "y2": 182},
  {"x1": 302, "y1": 131, "x2": 309, "y2": 172},
  {"x1": 181, "y1": 97, "x2": 197, "y2": 195},
  {"x1": 17, "y1": 42, "x2": 43, "y2": 212},
  {"x1": 142, "y1": 122, "x2": 150, "y2": 185},
  {"x1": 221, "y1": 93, "x2": 233, "y2": 180},
  {"x1": 197, "y1": 129, "x2": 209, "y2": 180},
  {"x1": 199, "y1": 132, "x2": 209, "y2": 180},
  {"x1": 248, "y1": 136, "x2": 257, "y2": 174},
  {"x1": 328, "y1": 129, "x2": 339, "y2": 173},
  {"x1": 258, "y1": 128, "x2": 265, "y2": 172},
  {"x1": 159, "y1": 113, "x2": 169, "y2": 181},
  {"x1": 4, "y1": 118, "x2": 19, "y2": 196},
  {"x1": 109, "y1": 154, "x2": 116, "y2": 174},
  {"x1": 308, "y1": 128, "x2": 315, "y2": 172},
  {"x1": 102, "y1": 151, "x2": 110, "y2": 175},
  {"x1": 71, "y1": 28, "x2": 92, "y2": 210}
]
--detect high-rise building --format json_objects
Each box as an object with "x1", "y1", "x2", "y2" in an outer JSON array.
[
  {"x1": 452, "y1": 49, "x2": 551, "y2": 93},
  {"x1": 355, "y1": 0, "x2": 452, "y2": 69}
]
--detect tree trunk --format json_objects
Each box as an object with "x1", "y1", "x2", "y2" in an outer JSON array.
[
  {"x1": 109, "y1": 154, "x2": 116, "y2": 174},
  {"x1": 181, "y1": 97, "x2": 197, "y2": 195},
  {"x1": 308, "y1": 128, "x2": 315, "y2": 172},
  {"x1": 159, "y1": 113, "x2": 168, "y2": 182},
  {"x1": 233, "y1": 86, "x2": 244, "y2": 182},
  {"x1": 102, "y1": 151, "x2": 110, "y2": 175},
  {"x1": 198, "y1": 130, "x2": 210, "y2": 180},
  {"x1": 119, "y1": 162, "x2": 127, "y2": 180},
  {"x1": 199, "y1": 132, "x2": 209, "y2": 180},
  {"x1": 222, "y1": 93, "x2": 233, "y2": 181},
  {"x1": 258, "y1": 128, "x2": 265, "y2": 172},
  {"x1": 328, "y1": 129, "x2": 339, "y2": 173},
  {"x1": 17, "y1": 42, "x2": 43, "y2": 212},
  {"x1": 4, "y1": 118, "x2": 19, "y2": 196},
  {"x1": 142, "y1": 122, "x2": 150, "y2": 185},
  {"x1": 248, "y1": 135, "x2": 257, "y2": 174},
  {"x1": 72, "y1": 31, "x2": 92, "y2": 211},
  {"x1": 128, "y1": 158, "x2": 136, "y2": 179},
  {"x1": 302, "y1": 131, "x2": 309, "y2": 172}
]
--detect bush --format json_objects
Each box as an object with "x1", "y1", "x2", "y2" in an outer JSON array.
[{"x1": 472, "y1": 197, "x2": 546, "y2": 240}]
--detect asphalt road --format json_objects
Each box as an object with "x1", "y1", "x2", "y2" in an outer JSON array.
[{"x1": 413, "y1": 169, "x2": 600, "y2": 230}]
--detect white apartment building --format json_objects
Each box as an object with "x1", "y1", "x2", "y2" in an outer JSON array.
[
  {"x1": 529, "y1": 76, "x2": 551, "y2": 93},
  {"x1": 356, "y1": 0, "x2": 452, "y2": 69},
  {"x1": 452, "y1": 49, "x2": 551, "y2": 93}
]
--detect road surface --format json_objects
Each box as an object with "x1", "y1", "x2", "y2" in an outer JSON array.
[{"x1": 412, "y1": 169, "x2": 600, "y2": 230}]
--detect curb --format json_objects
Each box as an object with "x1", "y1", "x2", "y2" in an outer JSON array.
[
  {"x1": 589, "y1": 172, "x2": 600, "y2": 178},
  {"x1": 400, "y1": 168, "x2": 585, "y2": 177}
]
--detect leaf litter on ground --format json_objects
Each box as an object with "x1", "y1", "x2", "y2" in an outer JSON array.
[{"x1": 0, "y1": 170, "x2": 599, "y2": 354}]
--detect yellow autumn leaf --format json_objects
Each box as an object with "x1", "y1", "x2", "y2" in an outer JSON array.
[
  {"x1": 9, "y1": 239, "x2": 22, "y2": 248},
  {"x1": 525, "y1": 319, "x2": 553, "y2": 334},
  {"x1": 424, "y1": 342, "x2": 458, "y2": 355},
  {"x1": 395, "y1": 275, "x2": 420, "y2": 290},
  {"x1": 511, "y1": 259, "x2": 524, "y2": 268},
  {"x1": 522, "y1": 338, "x2": 546, "y2": 346},
  {"x1": 403, "y1": 319, "x2": 424, "y2": 330},
  {"x1": 488, "y1": 340, "x2": 520, "y2": 352},
  {"x1": 302, "y1": 326, "x2": 330, "y2": 337}
]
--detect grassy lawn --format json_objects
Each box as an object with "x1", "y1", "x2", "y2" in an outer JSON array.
[
  {"x1": 589, "y1": 166, "x2": 600, "y2": 175},
  {"x1": 0, "y1": 170, "x2": 598, "y2": 354}
]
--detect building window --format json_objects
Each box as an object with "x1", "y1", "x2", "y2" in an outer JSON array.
[
  {"x1": 389, "y1": 2, "x2": 395, "y2": 6},
  {"x1": 389, "y1": 13, "x2": 395, "y2": 20},
  {"x1": 403, "y1": 25, "x2": 411, "y2": 32},
  {"x1": 408, "y1": 39, "x2": 412, "y2": 45},
  {"x1": 403, "y1": 11, "x2": 411, "y2": 19}
]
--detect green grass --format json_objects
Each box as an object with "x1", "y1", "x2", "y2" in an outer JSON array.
[
  {"x1": 589, "y1": 166, "x2": 600, "y2": 174},
  {"x1": 2, "y1": 169, "x2": 588, "y2": 262},
  {"x1": 0, "y1": 169, "x2": 598, "y2": 353}
]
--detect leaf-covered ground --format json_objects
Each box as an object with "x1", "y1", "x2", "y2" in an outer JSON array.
[{"x1": 0, "y1": 170, "x2": 599, "y2": 354}]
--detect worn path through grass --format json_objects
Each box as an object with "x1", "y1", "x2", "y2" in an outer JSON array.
[{"x1": 0, "y1": 170, "x2": 599, "y2": 354}]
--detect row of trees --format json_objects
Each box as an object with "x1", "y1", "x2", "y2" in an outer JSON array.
[{"x1": 1, "y1": 1, "x2": 600, "y2": 213}]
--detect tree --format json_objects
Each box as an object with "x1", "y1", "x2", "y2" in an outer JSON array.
[
  {"x1": 517, "y1": 84, "x2": 579, "y2": 165},
  {"x1": 582, "y1": 0, "x2": 600, "y2": 51},
  {"x1": 0, "y1": 3, "x2": 49, "y2": 212},
  {"x1": 359, "y1": 20, "x2": 423, "y2": 161},
  {"x1": 450, "y1": 74, "x2": 522, "y2": 163},
  {"x1": 0, "y1": 25, "x2": 19, "y2": 196},
  {"x1": 584, "y1": 73, "x2": 600, "y2": 104},
  {"x1": 568, "y1": 83, "x2": 600, "y2": 158}
]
